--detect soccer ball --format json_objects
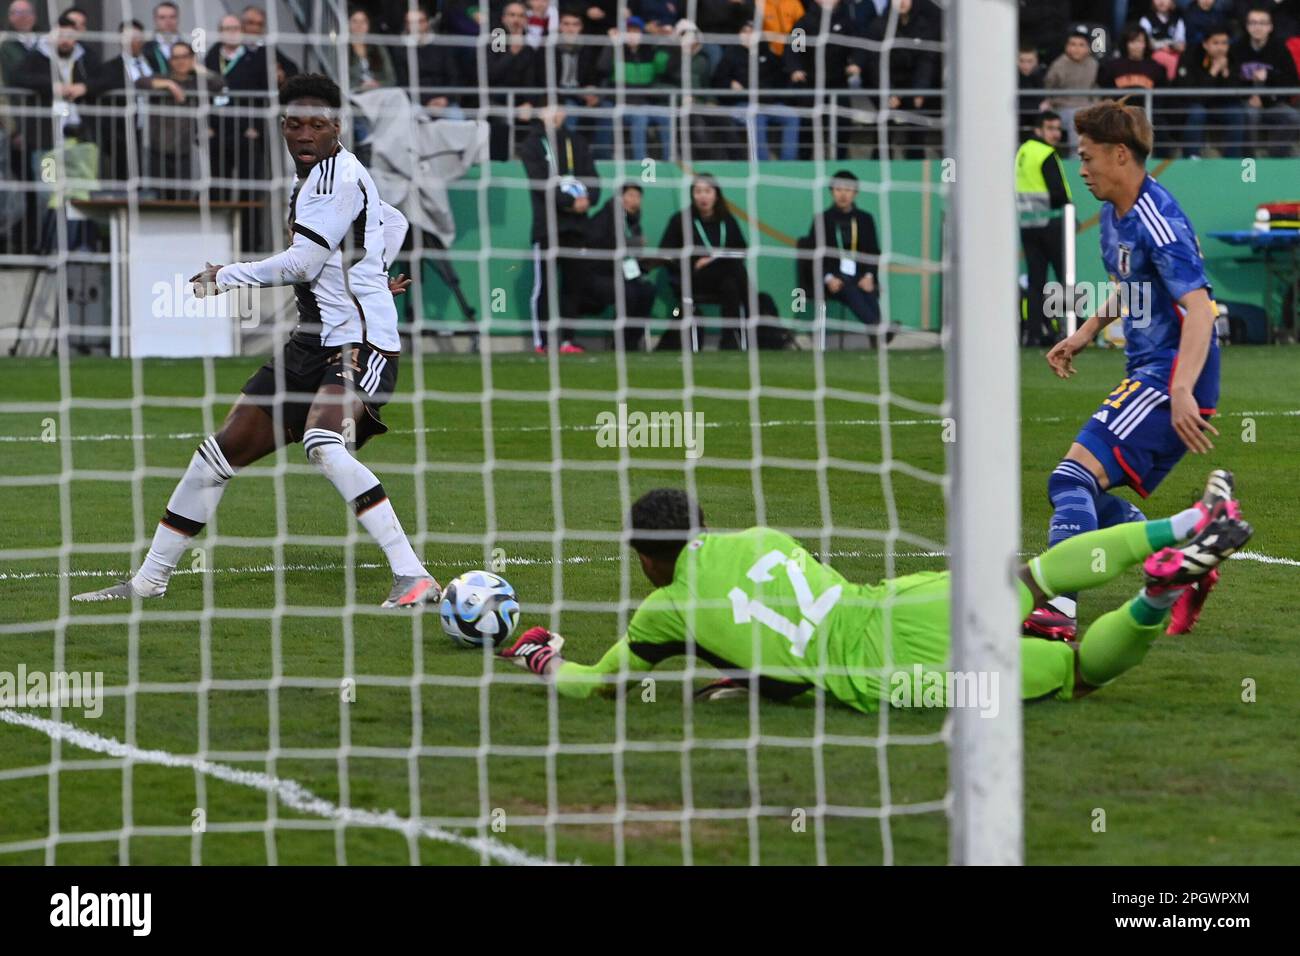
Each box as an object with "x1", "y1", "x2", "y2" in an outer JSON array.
[{"x1": 439, "y1": 570, "x2": 520, "y2": 648}]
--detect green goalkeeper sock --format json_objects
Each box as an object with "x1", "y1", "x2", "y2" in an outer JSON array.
[
  {"x1": 1028, "y1": 519, "x2": 1180, "y2": 598},
  {"x1": 1076, "y1": 597, "x2": 1166, "y2": 687}
]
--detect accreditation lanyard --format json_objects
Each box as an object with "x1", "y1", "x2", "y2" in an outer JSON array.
[
  {"x1": 834, "y1": 216, "x2": 857, "y2": 253},
  {"x1": 541, "y1": 135, "x2": 574, "y2": 174},
  {"x1": 694, "y1": 217, "x2": 726, "y2": 251},
  {"x1": 220, "y1": 45, "x2": 245, "y2": 75}
]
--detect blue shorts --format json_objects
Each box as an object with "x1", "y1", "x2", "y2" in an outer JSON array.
[{"x1": 1075, "y1": 374, "x2": 1216, "y2": 498}]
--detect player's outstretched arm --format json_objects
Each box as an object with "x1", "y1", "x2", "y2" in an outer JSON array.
[
  {"x1": 1168, "y1": 287, "x2": 1219, "y2": 454},
  {"x1": 1045, "y1": 288, "x2": 1124, "y2": 378},
  {"x1": 193, "y1": 228, "x2": 336, "y2": 296},
  {"x1": 500, "y1": 626, "x2": 653, "y2": 699}
]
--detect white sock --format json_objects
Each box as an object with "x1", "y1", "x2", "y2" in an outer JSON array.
[
  {"x1": 1140, "y1": 586, "x2": 1181, "y2": 609},
  {"x1": 1170, "y1": 506, "x2": 1203, "y2": 541},
  {"x1": 134, "y1": 436, "x2": 235, "y2": 594},
  {"x1": 1047, "y1": 595, "x2": 1077, "y2": 618},
  {"x1": 305, "y1": 429, "x2": 428, "y2": 578}
]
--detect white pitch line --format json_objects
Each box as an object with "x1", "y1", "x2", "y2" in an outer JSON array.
[
  {"x1": 0, "y1": 708, "x2": 562, "y2": 867},
  {"x1": 3, "y1": 408, "x2": 1298, "y2": 445},
  {"x1": 2, "y1": 548, "x2": 1294, "y2": 584}
]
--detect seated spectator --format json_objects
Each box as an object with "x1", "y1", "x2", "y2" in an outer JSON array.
[
  {"x1": 486, "y1": 1, "x2": 544, "y2": 159},
  {"x1": 241, "y1": 4, "x2": 301, "y2": 88},
  {"x1": 657, "y1": 172, "x2": 751, "y2": 350},
  {"x1": 1232, "y1": 5, "x2": 1300, "y2": 157},
  {"x1": 348, "y1": 7, "x2": 396, "y2": 93},
  {"x1": 632, "y1": 0, "x2": 681, "y2": 35},
  {"x1": 2, "y1": 0, "x2": 39, "y2": 86},
  {"x1": 580, "y1": 183, "x2": 659, "y2": 348},
  {"x1": 671, "y1": 18, "x2": 736, "y2": 160},
  {"x1": 1098, "y1": 27, "x2": 1166, "y2": 89},
  {"x1": 763, "y1": 0, "x2": 806, "y2": 58},
  {"x1": 1018, "y1": 43, "x2": 1050, "y2": 139},
  {"x1": 804, "y1": 170, "x2": 885, "y2": 340},
  {"x1": 394, "y1": 4, "x2": 467, "y2": 118},
  {"x1": 1183, "y1": 0, "x2": 1231, "y2": 50},
  {"x1": 1175, "y1": 26, "x2": 1244, "y2": 157},
  {"x1": 1233, "y1": 0, "x2": 1298, "y2": 42},
  {"x1": 597, "y1": 16, "x2": 673, "y2": 160},
  {"x1": 525, "y1": 0, "x2": 557, "y2": 47},
  {"x1": 1139, "y1": 0, "x2": 1186, "y2": 80},
  {"x1": 786, "y1": 0, "x2": 867, "y2": 160},
  {"x1": 1045, "y1": 26, "x2": 1099, "y2": 154},
  {"x1": 866, "y1": 0, "x2": 941, "y2": 159},
  {"x1": 714, "y1": 22, "x2": 798, "y2": 160},
  {"x1": 140, "y1": 40, "x2": 223, "y2": 199},
  {"x1": 141, "y1": 1, "x2": 180, "y2": 75},
  {"x1": 554, "y1": 7, "x2": 609, "y2": 155}
]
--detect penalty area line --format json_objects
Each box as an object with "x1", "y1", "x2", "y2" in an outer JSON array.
[{"x1": 0, "y1": 709, "x2": 565, "y2": 867}]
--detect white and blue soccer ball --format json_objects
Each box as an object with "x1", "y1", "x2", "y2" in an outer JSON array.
[{"x1": 439, "y1": 570, "x2": 520, "y2": 648}]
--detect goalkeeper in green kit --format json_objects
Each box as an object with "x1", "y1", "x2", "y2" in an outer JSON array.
[{"x1": 500, "y1": 472, "x2": 1251, "y2": 711}]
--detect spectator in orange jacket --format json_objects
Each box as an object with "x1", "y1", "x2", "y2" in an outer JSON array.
[{"x1": 762, "y1": 0, "x2": 805, "y2": 57}]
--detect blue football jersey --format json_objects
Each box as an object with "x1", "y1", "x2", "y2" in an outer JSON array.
[{"x1": 1098, "y1": 175, "x2": 1217, "y2": 398}]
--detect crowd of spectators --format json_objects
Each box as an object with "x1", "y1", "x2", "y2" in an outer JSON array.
[
  {"x1": 2, "y1": 1, "x2": 1296, "y2": 263},
  {"x1": 1019, "y1": 0, "x2": 1300, "y2": 157},
  {"x1": 1, "y1": 0, "x2": 946, "y2": 250}
]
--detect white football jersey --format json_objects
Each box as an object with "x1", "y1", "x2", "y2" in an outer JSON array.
[{"x1": 288, "y1": 146, "x2": 401, "y2": 353}]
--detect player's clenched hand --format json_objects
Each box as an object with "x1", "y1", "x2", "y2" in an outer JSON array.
[
  {"x1": 189, "y1": 262, "x2": 223, "y2": 299},
  {"x1": 388, "y1": 273, "x2": 412, "y2": 297},
  {"x1": 1170, "y1": 387, "x2": 1217, "y2": 453},
  {"x1": 1046, "y1": 330, "x2": 1089, "y2": 379},
  {"x1": 499, "y1": 626, "x2": 565, "y2": 675}
]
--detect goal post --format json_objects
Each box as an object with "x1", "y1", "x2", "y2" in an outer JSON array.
[{"x1": 946, "y1": 0, "x2": 1024, "y2": 865}]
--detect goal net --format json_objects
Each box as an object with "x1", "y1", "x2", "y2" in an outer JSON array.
[{"x1": 0, "y1": 0, "x2": 1020, "y2": 865}]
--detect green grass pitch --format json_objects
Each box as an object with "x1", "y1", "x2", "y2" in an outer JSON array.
[{"x1": 1, "y1": 346, "x2": 1297, "y2": 865}]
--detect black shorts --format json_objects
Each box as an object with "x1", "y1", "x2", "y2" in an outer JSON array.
[{"x1": 240, "y1": 337, "x2": 399, "y2": 447}]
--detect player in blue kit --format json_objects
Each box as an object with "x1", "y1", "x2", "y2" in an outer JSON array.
[{"x1": 1029, "y1": 100, "x2": 1224, "y2": 641}]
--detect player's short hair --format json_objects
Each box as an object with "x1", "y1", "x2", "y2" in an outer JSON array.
[
  {"x1": 280, "y1": 72, "x2": 342, "y2": 111},
  {"x1": 120, "y1": 19, "x2": 145, "y2": 32},
  {"x1": 621, "y1": 181, "x2": 643, "y2": 194},
  {"x1": 1037, "y1": 109, "x2": 1061, "y2": 127},
  {"x1": 1073, "y1": 98, "x2": 1153, "y2": 163},
  {"x1": 559, "y1": 6, "x2": 586, "y2": 21},
  {"x1": 155, "y1": 1, "x2": 179, "y2": 12},
  {"x1": 830, "y1": 169, "x2": 859, "y2": 189},
  {"x1": 629, "y1": 489, "x2": 705, "y2": 562},
  {"x1": 56, "y1": 11, "x2": 77, "y2": 28}
]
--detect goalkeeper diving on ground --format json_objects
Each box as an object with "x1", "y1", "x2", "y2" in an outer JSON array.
[
  {"x1": 500, "y1": 474, "x2": 1251, "y2": 711},
  {"x1": 73, "y1": 74, "x2": 440, "y2": 610}
]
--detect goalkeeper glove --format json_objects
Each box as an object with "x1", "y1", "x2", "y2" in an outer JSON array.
[{"x1": 500, "y1": 626, "x2": 565, "y2": 676}]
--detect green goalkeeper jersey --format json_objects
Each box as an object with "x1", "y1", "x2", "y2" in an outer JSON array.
[{"x1": 555, "y1": 527, "x2": 928, "y2": 712}]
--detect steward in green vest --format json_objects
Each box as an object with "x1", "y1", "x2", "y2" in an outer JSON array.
[{"x1": 1017, "y1": 111, "x2": 1071, "y2": 347}]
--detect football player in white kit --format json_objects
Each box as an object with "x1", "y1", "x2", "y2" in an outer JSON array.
[{"x1": 75, "y1": 74, "x2": 439, "y2": 609}]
